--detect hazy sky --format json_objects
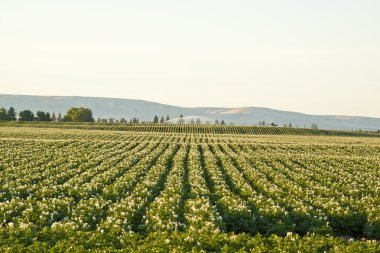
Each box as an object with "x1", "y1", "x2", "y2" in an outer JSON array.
[{"x1": 1, "y1": 1, "x2": 379, "y2": 117}]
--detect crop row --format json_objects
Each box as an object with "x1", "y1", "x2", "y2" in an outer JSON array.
[
  {"x1": 1, "y1": 127, "x2": 380, "y2": 251},
  {"x1": 1, "y1": 121, "x2": 378, "y2": 136}
]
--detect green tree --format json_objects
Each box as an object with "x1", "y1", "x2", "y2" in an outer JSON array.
[
  {"x1": 36, "y1": 111, "x2": 44, "y2": 121},
  {"x1": 160, "y1": 116, "x2": 165, "y2": 123},
  {"x1": 221, "y1": 120, "x2": 226, "y2": 125},
  {"x1": 45, "y1": 112, "x2": 51, "y2": 121},
  {"x1": 63, "y1": 107, "x2": 94, "y2": 122},
  {"x1": 19, "y1": 110, "x2": 34, "y2": 121},
  {"x1": 0, "y1": 107, "x2": 7, "y2": 120},
  {"x1": 7, "y1": 107, "x2": 16, "y2": 120},
  {"x1": 51, "y1": 112, "x2": 56, "y2": 122},
  {"x1": 153, "y1": 115, "x2": 159, "y2": 123},
  {"x1": 166, "y1": 115, "x2": 170, "y2": 121},
  {"x1": 36, "y1": 111, "x2": 51, "y2": 121}
]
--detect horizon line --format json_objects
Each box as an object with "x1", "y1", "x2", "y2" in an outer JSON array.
[{"x1": 1, "y1": 93, "x2": 379, "y2": 119}]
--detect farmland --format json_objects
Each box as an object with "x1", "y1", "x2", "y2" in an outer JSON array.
[{"x1": 1, "y1": 124, "x2": 380, "y2": 252}]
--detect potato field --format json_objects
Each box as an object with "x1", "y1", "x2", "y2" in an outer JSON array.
[{"x1": 0, "y1": 124, "x2": 380, "y2": 252}]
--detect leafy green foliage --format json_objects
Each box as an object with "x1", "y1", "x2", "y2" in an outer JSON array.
[
  {"x1": 0, "y1": 107, "x2": 17, "y2": 121},
  {"x1": 0, "y1": 107, "x2": 7, "y2": 120},
  {"x1": 6, "y1": 107, "x2": 17, "y2": 121},
  {"x1": 0, "y1": 124, "x2": 379, "y2": 251},
  {"x1": 36, "y1": 111, "x2": 51, "y2": 121},
  {"x1": 18, "y1": 110, "x2": 34, "y2": 121},
  {"x1": 63, "y1": 107, "x2": 94, "y2": 122}
]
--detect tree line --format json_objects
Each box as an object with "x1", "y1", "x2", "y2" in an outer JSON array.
[
  {"x1": 0, "y1": 107, "x2": 323, "y2": 129},
  {"x1": 257, "y1": 120, "x2": 319, "y2": 129},
  {"x1": 152, "y1": 115, "x2": 226, "y2": 125},
  {"x1": 1, "y1": 106, "x2": 379, "y2": 132},
  {"x1": 0, "y1": 107, "x2": 94, "y2": 122},
  {"x1": 97, "y1": 115, "x2": 227, "y2": 125},
  {"x1": 0, "y1": 107, "x2": 16, "y2": 121}
]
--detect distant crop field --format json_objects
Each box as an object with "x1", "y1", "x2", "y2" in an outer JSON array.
[
  {"x1": 1, "y1": 124, "x2": 380, "y2": 251},
  {"x1": 1, "y1": 121, "x2": 379, "y2": 136}
]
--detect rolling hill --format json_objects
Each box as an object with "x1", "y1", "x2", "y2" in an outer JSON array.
[{"x1": 1, "y1": 94, "x2": 379, "y2": 131}]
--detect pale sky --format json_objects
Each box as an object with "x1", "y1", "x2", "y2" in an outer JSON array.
[{"x1": 1, "y1": 0, "x2": 379, "y2": 117}]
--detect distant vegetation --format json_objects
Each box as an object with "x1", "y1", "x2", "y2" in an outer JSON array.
[
  {"x1": 0, "y1": 107, "x2": 16, "y2": 121},
  {"x1": 2, "y1": 94, "x2": 380, "y2": 131},
  {"x1": 62, "y1": 107, "x2": 94, "y2": 122},
  {"x1": 0, "y1": 106, "x2": 93, "y2": 122},
  {"x1": 1, "y1": 121, "x2": 379, "y2": 137},
  {"x1": 1, "y1": 106, "x2": 379, "y2": 133}
]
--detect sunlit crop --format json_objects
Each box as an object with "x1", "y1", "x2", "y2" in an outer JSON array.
[{"x1": 0, "y1": 124, "x2": 379, "y2": 251}]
